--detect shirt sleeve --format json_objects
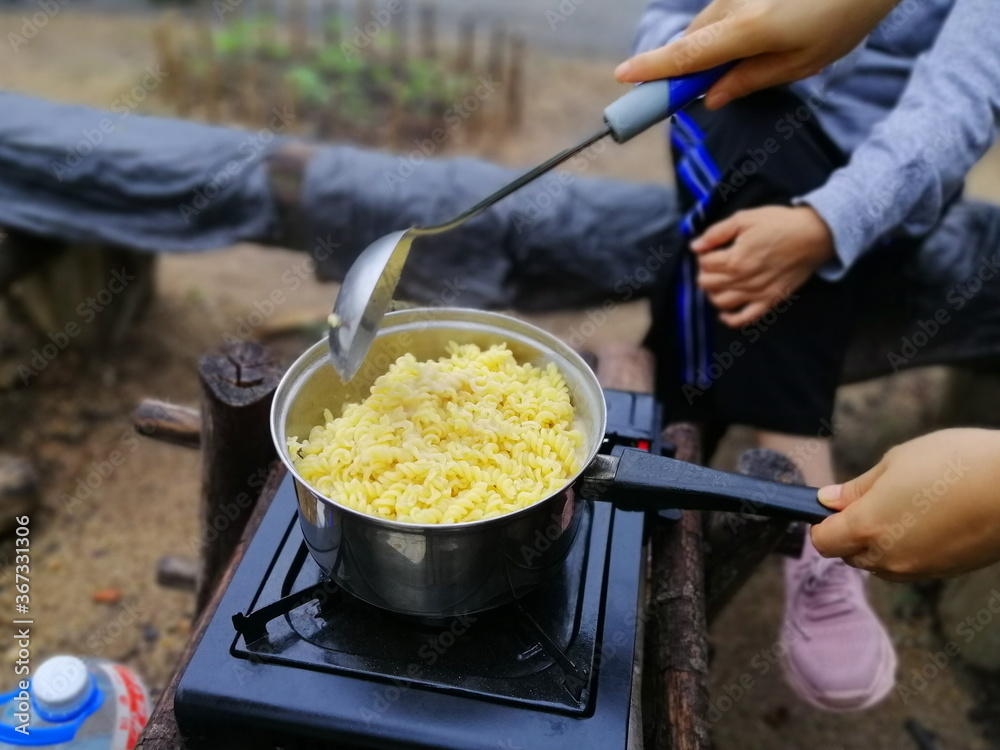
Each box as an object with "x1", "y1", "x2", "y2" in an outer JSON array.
[
  {"x1": 797, "y1": 0, "x2": 1000, "y2": 281},
  {"x1": 632, "y1": 0, "x2": 708, "y2": 55}
]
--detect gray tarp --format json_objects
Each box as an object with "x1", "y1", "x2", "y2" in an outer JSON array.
[
  {"x1": 0, "y1": 92, "x2": 281, "y2": 252},
  {"x1": 301, "y1": 145, "x2": 681, "y2": 310},
  {"x1": 2, "y1": 92, "x2": 1000, "y2": 383}
]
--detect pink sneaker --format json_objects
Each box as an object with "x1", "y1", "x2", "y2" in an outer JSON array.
[{"x1": 781, "y1": 536, "x2": 897, "y2": 711}]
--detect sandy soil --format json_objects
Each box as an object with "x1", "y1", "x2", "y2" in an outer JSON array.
[{"x1": 1, "y1": 8, "x2": 1000, "y2": 748}]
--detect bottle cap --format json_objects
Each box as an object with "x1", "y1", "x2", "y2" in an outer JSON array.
[{"x1": 32, "y1": 656, "x2": 93, "y2": 720}]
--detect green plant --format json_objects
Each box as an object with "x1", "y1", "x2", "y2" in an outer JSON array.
[
  {"x1": 316, "y1": 44, "x2": 366, "y2": 76},
  {"x1": 325, "y1": 16, "x2": 349, "y2": 39},
  {"x1": 213, "y1": 22, "x2": 245, "y2": 56},
  {"x1": 400, "y1": 59, "x2": 442, "y2": 104},
  {"x1": 330, "y1": 75, "x2": 375, "y2": 123},
  {"x1": 260, "y1": 37, "x2": 291, "y2": 60},
  {"x1": 286, "y1": 66, "x2": 329, "y2": 105}
]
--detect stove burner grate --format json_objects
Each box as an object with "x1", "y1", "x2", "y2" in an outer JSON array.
[{"x1": 230, "y1": 501, "x2": 604, "y2": 713}]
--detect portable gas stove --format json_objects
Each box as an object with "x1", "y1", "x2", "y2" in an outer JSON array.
[{"x1": 175, "y1": 389, "x2": 674, "y2": 750}]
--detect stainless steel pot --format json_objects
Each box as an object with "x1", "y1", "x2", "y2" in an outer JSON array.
[{"x1": 271, "y1": 308, "x2": 834, "y2": 618}]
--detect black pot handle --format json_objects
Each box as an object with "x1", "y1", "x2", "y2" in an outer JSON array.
[{"x1": 582, "y1": 448, "x2": 835, "y2": 524}]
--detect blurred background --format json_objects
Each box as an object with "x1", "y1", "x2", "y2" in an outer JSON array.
[{"x1": 2, "y1": 1, "x2": 1000, "y2": 748}]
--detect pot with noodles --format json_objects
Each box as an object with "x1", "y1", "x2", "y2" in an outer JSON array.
[{"x1": 272, "y1": 308, "x2": 834, "y2": 618}]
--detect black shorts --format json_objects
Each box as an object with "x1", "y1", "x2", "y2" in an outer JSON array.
[{"x1": 645, "y1": 88, "x2": 853, "y2": 436}]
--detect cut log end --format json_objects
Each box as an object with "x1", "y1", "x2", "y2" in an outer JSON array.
[{"x1": 198, "y1": 341, "x2": 284, "y2": 407}]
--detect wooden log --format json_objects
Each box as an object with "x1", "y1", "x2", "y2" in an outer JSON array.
[
  {"x1": 702, "y1": 449, "x2": 802, "y2": 625},
  {"x1": 419, "y1": 4, "x2": 437, "y2": 60},
  {"x1": 245, "y1": 0, "x2": 262, "y2": 50},
  {"x1": 152, "y1": 13, "x2": 182, "y2": 108},
  {"x1": 454, "y1": 16, "x2": 474, "y2": 71},
  {"x1": 305, "y1": 0, "x2": 322, "y2": 50},
  {"x1": 196, "y1": 341, "x2": 283, "y2": 612},
  {"x1": 356, "y1": 0, "x2": 374, "y2": 54},
  {"x1": 136, "y1": 466, "x2": 286, "y2": 750},
  {"x1": 595, "y1": 343, "x2": 655, "y2": 394},
  {"x1": 324, "y1": 0, "x2": 341, "y2": 45},
  {"x1": 0, "y1": 230, "x2": 64, "y2": 294},
  {"x1": 240, "y1": 60, "x2": 262, "y2": 123},
  {"x1": 197, "y1": 21, "x2": 222, "y2": 122},
  {"x1": 388, "y1": 82, "x2": 406, "y2": 147},
  {"x1": 290, "y1": 0, "x2": 308, "y2": 57},
  {"x1": 133, "y1": 399, "x2": 202, "y2": 448},
  {"x1": 6, "y1": 243, "x2": 156, "y2": 348},
  {"x1": 0, "y1": 455, "x2": 39, "y2": 537},
  {"x1": 591, "y1": 346, "x2": 708, "y2": 750},
  {"x1": 156, "y1": 555, "x2": 200, "y2": 592},
  {"x1": 274, "y1": 0, "x2": 290, "y2": 46},
  {"x1": 390, "y1": 0, "x2": 408, "y2": 66},
  {"x1": 486, "y1": 24, "x2": 505, "y2": 82},
  {"x1": 265, "y1": 140, "x2": 320, "y2": 249},
  {"x1": 647, "y1": 423, "x2": 710, "y2": 750},
  {"x1": 505, "y1": 35, "x2": 524, "y2": 128},
  {"x1": 260, "y1": 0, "x2": 282, "y2": 56}
]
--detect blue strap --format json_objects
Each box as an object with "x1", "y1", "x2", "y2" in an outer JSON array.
[
  {"x1": 672, "y1": 111, "x2": 725, "y2": 387},
  {"x1": 665, "y1": 62, "x2": 737, "y2": 115}
]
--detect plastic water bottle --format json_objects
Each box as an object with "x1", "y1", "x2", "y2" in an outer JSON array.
[{"x1": 0, "y1": 655, "x2": 149, "y2": 748}]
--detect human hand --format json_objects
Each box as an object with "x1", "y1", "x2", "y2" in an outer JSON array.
[
  {"x1": 691, "y1": 205, "x2": 833, "y2": 327},
  {"x1": 811, "y1": 429, "x2": 1000, "y2": 581},
  {"x1": 615, "y1": 0, "x2": 900, "y2": 108}
]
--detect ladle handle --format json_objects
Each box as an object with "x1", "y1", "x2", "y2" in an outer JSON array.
[
  {"x1": 603, "y1": 62, "x2": 737, "y2": 143},
  {"x1": 585, "y1": 448, "x2": 834, "y2": 524}
]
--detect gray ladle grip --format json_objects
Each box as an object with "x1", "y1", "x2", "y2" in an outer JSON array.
[{"x1": 603, "y1": 63, "x2": 735, "y2": 143}]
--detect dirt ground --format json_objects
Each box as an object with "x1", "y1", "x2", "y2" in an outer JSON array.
[{"x1": 2, "y1": 8, "x2": 1000, "y2": 749}]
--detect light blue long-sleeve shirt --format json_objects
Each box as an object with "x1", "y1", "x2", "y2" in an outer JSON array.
[{"x1": 634, "y1": 0, "x2": 1000, "y2": 279}]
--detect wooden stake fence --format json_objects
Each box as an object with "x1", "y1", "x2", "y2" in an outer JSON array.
[{"x1": 154, "y1": 1, "x2": 527, "y2": 143}]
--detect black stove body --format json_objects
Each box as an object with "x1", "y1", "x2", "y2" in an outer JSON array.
[{"x1": 175, "y1": 390, "x2": 670, "y2": 750}]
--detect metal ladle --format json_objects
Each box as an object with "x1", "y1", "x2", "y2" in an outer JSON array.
[{"x1": 328, "y1": 63, "x2": 734, "y2": 381}]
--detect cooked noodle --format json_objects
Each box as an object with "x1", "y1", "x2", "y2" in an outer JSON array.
[{"x1": 288, "y1": 342, "x2": 584, "y2": 524}]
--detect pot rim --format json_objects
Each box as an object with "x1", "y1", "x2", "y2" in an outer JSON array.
[{"x1": 270, "y1": 307, "x2": 607, "y2": 532}]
